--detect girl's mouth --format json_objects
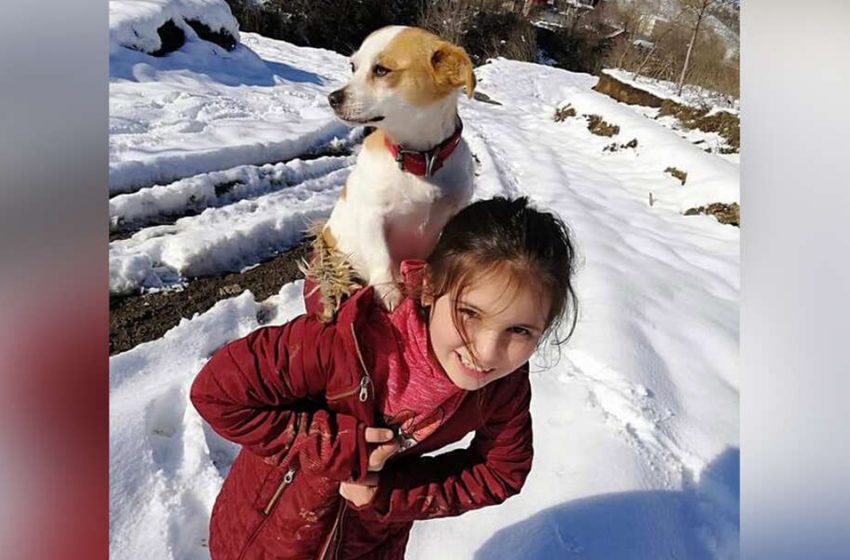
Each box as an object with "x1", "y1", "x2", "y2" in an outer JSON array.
[{"x1": 454, "y1": 351, "x2": 494, "y2": 378}]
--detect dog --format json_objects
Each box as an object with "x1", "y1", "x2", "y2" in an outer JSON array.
[{"x1": 308, "y1": 26, "x2": 476, "y2": 318}]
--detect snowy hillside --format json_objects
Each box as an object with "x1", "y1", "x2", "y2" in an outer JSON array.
[{"x1": 109, "y1": 1, "x2": 739, "y2": 558}]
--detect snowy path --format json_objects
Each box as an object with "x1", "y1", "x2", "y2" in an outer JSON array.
[{"x1": 110, "y1": 16, "x2": 738, "y2": 560}]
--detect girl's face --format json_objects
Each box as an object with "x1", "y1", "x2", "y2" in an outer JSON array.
[{"x1": 427, "y1": 270, "x2": 551, "y2": 391}]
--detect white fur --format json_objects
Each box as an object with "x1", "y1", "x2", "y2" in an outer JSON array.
[{"x1": 325, "y1": 26, "x2": 474, "y2": 309}]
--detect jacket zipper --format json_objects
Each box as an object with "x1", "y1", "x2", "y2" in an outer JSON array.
[
  {"x1": 317, "y1": 325, "x2": 372, "y2": 558},
  {"x1": 318, "y1": 499, "x2": 346, "y2": 560},
  {"x1": 333, "y1": 501, "x2": 349, "y2": 559},
  {"x1": 325, "y1": 325, "x2": 373, "y2": 403},
  {"x1": 350, "y1": 323, "x2": 372, "y2": 402},
  {"x1": 236, "y1": 466, "x2": 297, "y2": 560},
  {"x1": 262, "y1": 467, "x2": 296, "y2": 516}
]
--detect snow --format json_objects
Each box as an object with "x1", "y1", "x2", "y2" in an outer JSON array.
[
  {"x1": 110, "y1": 17, "x2": 353, "y2": 194},
  {"x1": 110, "y1": 2, "x2": 739, "y2": 558},
  {"x1": 109, "y1": 0, "x2": 240, "y2": 55}
]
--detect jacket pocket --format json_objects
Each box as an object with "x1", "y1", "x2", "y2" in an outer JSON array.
[{"x1": 237, "y1": 466, "x2": 298, "y2": 560}]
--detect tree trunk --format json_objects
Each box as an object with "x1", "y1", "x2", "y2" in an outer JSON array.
[{"x1": 677, "y1": 3, "x2": 710, "y2": 95}]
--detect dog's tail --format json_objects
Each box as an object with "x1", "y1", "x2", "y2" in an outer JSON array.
[{"x1": 299, "y1": 220, "x2": 361, "y2": 322}]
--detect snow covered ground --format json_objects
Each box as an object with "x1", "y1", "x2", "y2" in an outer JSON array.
[{"x1": 109, "y1": 2, "x2": 739, "y2": 558}]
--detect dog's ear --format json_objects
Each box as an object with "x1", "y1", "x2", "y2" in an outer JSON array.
[{"x1": 431, "y1": 43, "x2": 476, "y2": 98}]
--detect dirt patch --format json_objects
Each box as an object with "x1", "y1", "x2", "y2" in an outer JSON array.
[
  {"x1": 698, "y1": 111, "x2": 740, "y2": 149},
  {"x1": 110, "y1": 242, "x2": 310, "y2": 355},
  {"x1": 684, "y1": 202, "x2": 740, "y2": 227},
  {"x1": 586, "y1": 114, "x2": 620, "y2": 137},
  {"x1": 596, "y1": 73, "x2": 739, "y2": 151},
  {"x1": 593, "y1": 73, "x2": 665, "y2": 108},
  {"x1": 658, "y1": 99, "x2": 739, "y2": 150}
]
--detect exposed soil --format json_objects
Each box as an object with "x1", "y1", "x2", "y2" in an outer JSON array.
[
  {"x1": 684, "y1": 202, "x2": 740, "y2": 227},
  {"x1": 109, "y1": 242, "x2": 310, "y2": 355},
  {"x1": 596, "y1": 73, "x2": 740, "y2": 151},
  {"x1": 593, "y1": 73, "x2": 665, "y2": 108},
  {"x1": 586, "y1": 114, "x2": 620, "y2": 137}
]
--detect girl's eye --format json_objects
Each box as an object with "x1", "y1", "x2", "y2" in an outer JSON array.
[
  {"x1": 459, "y1": 307, "x2": 479, "y2": 319},
  {"x1": 373, "y1": 65, "x2": 390, "y2": 77},
  {"x1": 508, "y1": 326, "x2": 532, "y2": 337}
]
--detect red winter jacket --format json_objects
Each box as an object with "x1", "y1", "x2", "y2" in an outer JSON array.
[{"x1": 191, "y1": 275, "x2": 534, "y2": 559}]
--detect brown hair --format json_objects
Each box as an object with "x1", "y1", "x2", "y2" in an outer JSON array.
[{"x1": 423, "y1": 196, "x2": 579, "y2": 362}]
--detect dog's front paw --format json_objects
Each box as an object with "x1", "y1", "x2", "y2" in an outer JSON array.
[{"x1": 375, "y1": 282, "x2": 404, "y2": 311}]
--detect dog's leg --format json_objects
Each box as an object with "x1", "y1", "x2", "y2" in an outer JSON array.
[{"x1": 359, "y1": 214, "x2": 403, "y2": 311}]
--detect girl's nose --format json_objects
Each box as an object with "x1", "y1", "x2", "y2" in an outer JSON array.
[{"x1": 473, "y1": 330, "x2": 504, "y2": 367}]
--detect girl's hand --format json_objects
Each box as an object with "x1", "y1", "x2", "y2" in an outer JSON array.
[
  {"x1": 364, "y1": 427, "x2": 400, "y2": 472},
  {"x1": 339, "y1": 473, "x2": 379, "y2": 507}
]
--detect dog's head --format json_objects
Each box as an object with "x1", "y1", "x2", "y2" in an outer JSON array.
[{"x1": 327, "y1": 26, "x2": 476, "y2": 127}]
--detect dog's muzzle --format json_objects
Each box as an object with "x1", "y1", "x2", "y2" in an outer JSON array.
[{"x1": 328, "y1": 89, "x2": 346, "y2": 111}]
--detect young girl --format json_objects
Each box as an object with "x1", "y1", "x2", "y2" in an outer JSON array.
[{"x1": 191, "y1": 196, "x2": 578, "y2": 559}]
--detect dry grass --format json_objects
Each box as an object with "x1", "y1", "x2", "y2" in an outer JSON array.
[
  {"x1": 586, "y1": 114, "x2": 620, "y2": 137},
  {"x1": 664, "y1": 166, "x2": 688, "y2": 185},
  {"x1": 554, "y1": 104, "x2": 577, "y2": 122},
  {"x1": 684, "y1": 202, "x2": 739, "y2": 227}
]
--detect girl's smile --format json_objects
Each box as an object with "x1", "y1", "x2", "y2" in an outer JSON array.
[{"x1": 427, "y1": 268, "x2": 551, "y2": 390}]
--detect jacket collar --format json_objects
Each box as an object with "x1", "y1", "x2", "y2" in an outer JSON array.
[{"x1": 383, "y1": 119, "x2": 463, "y2": 177}]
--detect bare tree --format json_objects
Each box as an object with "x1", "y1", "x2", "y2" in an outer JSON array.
[
  {"x1": 631, "y1": 9, "x2": 684, "y2": 80},
  {"x1": 677, "y1": 0, "x2": 718, "y2": 95},
  {"x1": 611, "y1": 0, "x2": 648, "y2": 67}
]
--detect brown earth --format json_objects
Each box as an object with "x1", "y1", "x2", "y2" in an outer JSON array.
[
  {"x1": 659, "y1": 100, "x2": 739, "y2": 150},
  {"x1": 596, "y1": 73, "x2": 739, "y2": 151},
  {"x1": 587, "y1": 114, "x2": 620, "y2": 137},
  {"x1": 684, "y1": 202, "x2": 740, "y2": 227},
  {"x1": 109, "y1": 242, "x2": 310, "y2": 355},
  {"x1": 593, "y1": 73, "x2": 665, "y2": 107}
]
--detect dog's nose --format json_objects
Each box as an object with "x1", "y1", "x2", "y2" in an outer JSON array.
[{"x1": 328, "y1": 89, "x2": 346, "y2": 110}]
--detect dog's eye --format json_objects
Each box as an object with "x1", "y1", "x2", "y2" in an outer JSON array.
[
  {"x1": 373, "y1": 65, "x2": 390, "y2": 77},
  {"x1": 349, "y1": 62, "x2": 355, "y2": 73}
]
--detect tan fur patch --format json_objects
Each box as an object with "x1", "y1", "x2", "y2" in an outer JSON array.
[
  {"x1": 321, "y1": 225, "x2": 337, "y2": 249},
  {"x1": 379, "y1": 28, "x2": 474, "y2": 105},
  {"x1": 339, "y1": 183, "x2": 347, "y2": 201},
  {"x1": 364, "y1": 128, "x2": 386, "y2": 152}
]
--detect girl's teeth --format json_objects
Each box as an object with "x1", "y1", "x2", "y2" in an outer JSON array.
[{"x1": 459, "y1": 353, "x2": 488, "y2": 373}]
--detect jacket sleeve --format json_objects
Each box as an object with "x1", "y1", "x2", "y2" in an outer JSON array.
[
  {"x1": 356, "y1": 373, "x2": 533, "y2": 522},
  {"x1": 189, "y1": 314, "x2": 370, "y2": 482}
]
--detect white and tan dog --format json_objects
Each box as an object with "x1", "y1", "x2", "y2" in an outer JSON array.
[{"x1": 313, "y1": 26, "x2": 476, "y2": 315}]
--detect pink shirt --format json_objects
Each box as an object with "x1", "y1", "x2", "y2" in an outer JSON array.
[{"x1": 372, "y1": 262, "x2": 466, "y2": 450}]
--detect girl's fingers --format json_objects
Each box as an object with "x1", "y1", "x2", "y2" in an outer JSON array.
[
  {"x1": 364, "y1": 427, "x2": 395, "y2": 443},
  {"x1": 368, "y1": 441, "x2": 400, "y2": 472}
]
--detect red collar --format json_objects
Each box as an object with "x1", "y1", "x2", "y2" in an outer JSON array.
[{"x1": 383, "y1": 120, "x2": 464, "y2": 177}]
